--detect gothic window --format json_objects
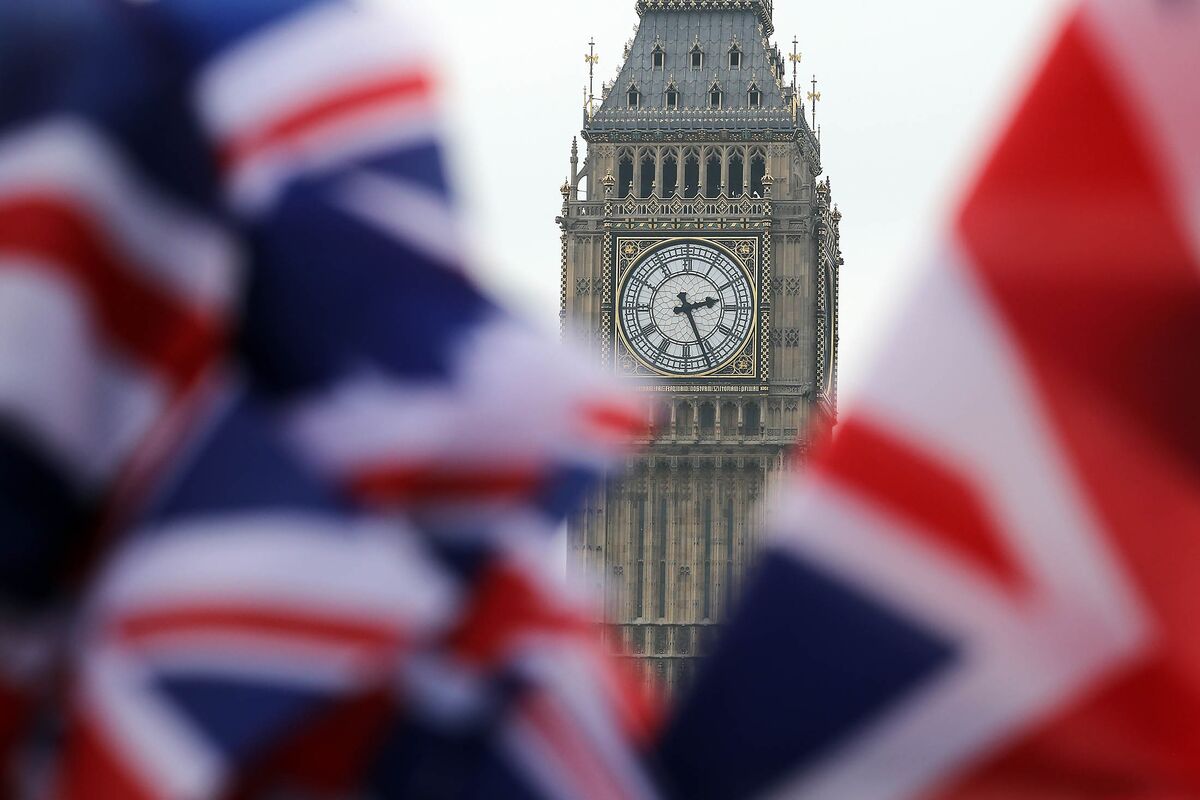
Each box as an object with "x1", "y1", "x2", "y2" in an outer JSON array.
[
  {"x1": 652, "y1": 45, "x2": 665, "y2": 70},
  {"x1": 724, "y1": 494, "x2": 735, "y2": 602},
  {"x1": 662, "y1": 152, "x2": 679, "y2": 196},
  {"x1": 639, "y1": 152, "x2": 655, "y2": 198},
  {"x1": 690, "y1": 45, "x2": 704, "y2": 70},
  {"x1": 728, "y1": 151, "x2": 744, "y2": 198},
  {"x1": 720, "y1": 402, "x2": 738, "y2": 433},
  {"x1": 675, "y1": 402, "x2": 694, "y2": 437},
  {"x1": 750, "y1": 151, "x2": 767, "y2": 197},
  {"x1": 699, "y1": 402, "x2": 716, "y2": 437},
  {"x1": 618, "y1": 153, "x2": 634, "y2": 198},
  {"x1": 704, "y1": 150, "x2": 721, "y2": 198},
  {"x1": 677, "y1": 625, "x2": 693, "y2": 655},
  {"x1": 665, "y1": 82, "x2": 680, "y2": 110},
  {"x1": 654, "y1": 625, "x2": 668, "y2": 653},
  {"x1": 728, "y1": 45, "x2": 742, "y2": 70},
  {"x1": 748, "y1": 83, "x2": 762, "y2": 108},
  {"x1": 627, "y1": 85, "x2": 641, "y2": 109},
  {"x1": 656, "y1": 495, "x2": 669, "y2": 619},
  {"x1": 653, "y1": 402, "x2": 672, "y2": 434},
  {"x1": 702, "y1": 497, "x2": 713, "y2": 619},
  {"x1": 683, "y1": 151, "x2": 701, "y2": 198},
  {"x1": 635, "y1": 496, "x2": 646, "y2": 619},
  {"x1": 709, "y1": 84, "x2": 723, "y2": 109},
  {"x1": 744, "y1": 401, "x2": 762, "y2": 433}
]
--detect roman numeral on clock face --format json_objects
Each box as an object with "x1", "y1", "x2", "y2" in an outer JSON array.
[
  {"x1": 641, "y1": 323, "x2": 657, "y2": 337},
  {"x1": 658, "y1": 339, "x2": 672, "y2": 355},
  {"x1": 718, "y1": 323, "x2": 734, "y2": 336},
  {"x1": 723, "y1": 304, "x2": 741, "y2": 312}
]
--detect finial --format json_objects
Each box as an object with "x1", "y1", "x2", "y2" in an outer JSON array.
[
  {"x1": 602, "y1": 172, "x2": 616, "y2": 196},
  {"x1": 761, "y1": 171, "x2": 774, "y2": 198},
  {"x1": 808, "y1": 74, "x2": 821, "y2": 130},
  {"x1": 571, "y1": 137, "x2": 578, "y2": 157},
  {"x1": 585, "y1": 38, "x2": 600, "y2": 119}
]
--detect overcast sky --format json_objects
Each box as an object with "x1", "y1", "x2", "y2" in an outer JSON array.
[{"x1": 397, "y1": 1, "x2": 1075, "y2": 401}]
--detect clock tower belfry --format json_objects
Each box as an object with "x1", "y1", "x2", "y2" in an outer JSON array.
[{"x1": 559, "y1": 0, "x2": 842, "y2": 694}]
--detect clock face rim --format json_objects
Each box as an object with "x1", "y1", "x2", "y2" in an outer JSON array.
[{"x1": 615, "y1": 237, "x2": 757, "y2": 379}]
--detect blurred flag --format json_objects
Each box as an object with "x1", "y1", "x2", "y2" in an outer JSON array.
[
  {"x1": 0, "y1": 1, "x2": 655, "y2": 798},
  {"x1": 659, "y1": 1, "x2": 1200, "y2": 798}
]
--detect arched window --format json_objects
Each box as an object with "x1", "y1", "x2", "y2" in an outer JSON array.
[
  {"x1": 728, "y1": 45, "x2": 742, "y2": 70},
  {"x1": 748, "y1": 83, "x2": 762, "y2": 108},
  {"x1": 728, "y1": 151, "x2": 744, "y2": 198},
  {"x1": 720, "y1": 402, "x2": 738, "y2": 433},
  {"x1": 675, "y1": 403, "x2": 694, "y2": 438},
  {"x1": 744, "y1": 401, "x2": 762, "y2": 434},
  {"x1": 709, "y1": 84, "x2": 723, "y2": 109},
  {"x1": 618, "y1": 153, "x2": 634, "y2": 198},
  {"x1": 662, "y1": 151, "x2": 679, "y2": 197},
  {"x1": 699, "y1": 402, "x2": 716, "y2": 437},
  {"x1": 653, "y1": 402, "x2": 672, "y2": 435},
  {"x1": 627, "y1": 85, "x2": 641, "y2": 109},
  {"x1": 705, "y1": 150, "x2": 722, "y2": 198},
  {"x1": 690, "y1": 45, "x2": 704, "y2": 70},
  {"x1": 683, "y1": 151, "x2": 701, "y2": 198},
  {"x1": 750, "y1": 151, "x2": 767, "y2": 197},
  {"x1": 652, "y1": 44, "x2": 665, "y2": 70},
  {"x1": 665, "y1": 81, "x2": 680, "y2": 110},
  {"x1": 639, "y1": 152, "x2": 655, "y2": 198}
]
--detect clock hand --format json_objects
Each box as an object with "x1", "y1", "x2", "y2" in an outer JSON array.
[
  {"x1": 673, "y1": 291, "x2": 695, "y2": 315},
  {"x1": 672, "y1": 291, "x2": 714, "y2": 368},
  {"x1": 679, "y1": 305, "x2": 713, "y2": 369}
]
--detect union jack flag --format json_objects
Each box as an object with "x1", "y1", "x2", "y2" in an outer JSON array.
[
  {"x1": 659, "y1": 2, "x2": 1200, "y2": 798},
  {"x1": 0, "y1": 1, "x2": 655, "y2": 798}
]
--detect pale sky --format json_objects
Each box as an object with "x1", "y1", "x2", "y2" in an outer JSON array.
[{"x1": 400, "y1": 1, "x2": 1075, "y2": 401}]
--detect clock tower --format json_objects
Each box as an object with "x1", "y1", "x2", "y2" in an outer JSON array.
[{"x1": 559, "y1": 0, "x2": 842, "y2": 694}]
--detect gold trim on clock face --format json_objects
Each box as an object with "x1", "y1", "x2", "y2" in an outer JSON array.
[{"x1": 617, "y1": 238, "x2": 756, "y2": 377}]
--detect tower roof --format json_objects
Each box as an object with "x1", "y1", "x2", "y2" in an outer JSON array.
[
  {"x1": 587, "y1": 1, "x2": 807, "y2": 137},
  {"x1": 637, "y1": 0, "x2": 774, "y2": 37}
]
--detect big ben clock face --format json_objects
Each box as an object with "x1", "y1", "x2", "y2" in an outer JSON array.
[{"x1": 617, "y1": 239, "x2": 755, "y2": 377}]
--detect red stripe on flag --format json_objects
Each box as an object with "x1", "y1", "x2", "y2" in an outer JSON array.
[
  {"x1": 449, "y1": 564, "x2": 590, "y2": 666},
  {"x1": 582, "y1": 402, "x2": 650, "y2": 440},
  {"x1": 232, "y1": 688, "x2": 395, "y2": 799},
  {"x1": 0, "y1": 197, "x2": 223, "y2": 391},
  {"x1": 219, "y1": 71, "x2": 435, "y2": 174},
  {"x1": 115, "y1": 606, "x2": 406, "y2": 654},
  {"x1": 347, "y1": 465, "x2": 546, "y2": 506},
  {"x1": 817, "y1": 418, "x2": 1024, "y2": 591},
  {"x1": 55, "y1": 713, "x2": 159, "y2": 800}
]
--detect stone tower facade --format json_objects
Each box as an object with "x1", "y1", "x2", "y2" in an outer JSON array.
[{"x1": 560, "y1": 0, "x2": 842, "y2": 695}]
